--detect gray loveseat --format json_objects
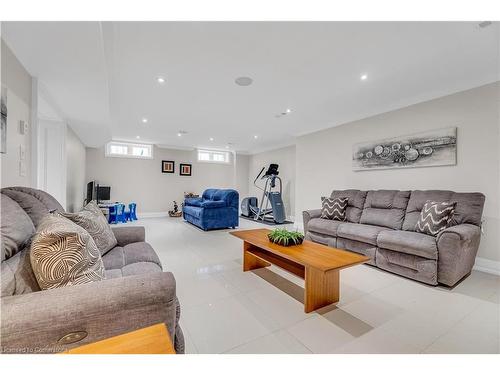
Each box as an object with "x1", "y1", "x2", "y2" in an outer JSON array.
[
  {"x1": 303, "y1": 190, "x2": 485, "y2": 286},
  {"x1": 0, "y1": 187, "x2": 184, "y2": 353}
]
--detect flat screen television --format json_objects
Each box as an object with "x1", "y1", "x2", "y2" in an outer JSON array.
[
  {"x1": 96, "y1": 186, "x2": 111, "y2": 203},
  {"x1": 86, "y1": 181, "x2": 95, "y2": 204}
]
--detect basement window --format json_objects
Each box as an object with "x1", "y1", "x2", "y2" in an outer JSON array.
[
  {"x1": 197, "y1": 149, "x2": 230, "y2": 164},
  {"x1": 105, "y1": 141, "x2": 153, "y2": 159}
]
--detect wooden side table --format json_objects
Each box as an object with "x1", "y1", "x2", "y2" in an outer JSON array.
[{"x1": 63, "y1": 323, "x2": 176, "y2": 354}]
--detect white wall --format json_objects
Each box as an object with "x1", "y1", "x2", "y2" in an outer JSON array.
[
  {"x1": 86, "y1": 146, "x2": 243, "y2": 213},
  {"x1": 234, "y1": 153, "x2": 250, "y2": 198},
  {"x1": 1, "y1": 39, "x2": 32, "y2": 188},
  {"x1": 248, "y1": 145, "x2": 296, "y2": 221},
  {"x1": 296, "y1": 82, "x2": 500, "y2": 262},
  {"x1": 66, "y1": 126, "x2": 86, "y2": 212}
]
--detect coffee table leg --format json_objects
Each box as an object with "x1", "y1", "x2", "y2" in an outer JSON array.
[
  {"x1": 243, "y1": 242, "x2": 271, "y2": 272},
  {"x1": 304, "y1": 267, "x2": 339, "y2": 313}
]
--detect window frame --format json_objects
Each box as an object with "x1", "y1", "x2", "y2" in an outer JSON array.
[
  {"x1": 105, "y1": 141, "x2": 154, "y2": 159},
  {"x1": 196, "y1": 149, "x2": 231, "y2": 164}
]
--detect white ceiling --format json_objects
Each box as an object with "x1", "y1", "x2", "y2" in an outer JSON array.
[{"x1": 2, "y1": 21, "x2": 498, "y2": 153}]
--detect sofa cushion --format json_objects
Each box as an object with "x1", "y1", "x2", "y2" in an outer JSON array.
[
  {"x1": 321, "y1": 197, "x2": 348, "y2": 221},
  {"x1": 30, "y1": 214, "x2": 105, "y2": 290},
  {"x1": 1, "y1": 194, "x2": 35, "y2": 261},
  {"x1": 182, "y1": 205, "x2": 202, "y2": 219},
  {"x1": 1, "y1": 249, "x2": 41, "y2": 297},
  {"x1": 330, "y1": 190, "x2": 367, "y2": 223},
  {"x1": 402, "y1": 190, "x2": 485, "y2": 231},
  {"x1": 337, "y1": 223, "x2": 388, "y2": 246},
  {"x1": 415, "y1": 201, "x2": 456, "y2": 236},
  {"x1": 104, "y1": 261, "x2": 162, "y2": 278},
  {"x1": 121, "y1": 262, "x2": 163, "y2": 277},
  {"x1": 377, "y1": 230, "x2": 438, "y2": 259},
  {"x1": 360, "y1": 190, "x2": 410, "y2": 229},
  {"x1": 102, "y1": 242, "x2": 162, "y2": 270},
  {"x1": 307, "y1": 218, "x2": 343, "y2": 237},
  {"x1": 59, "y1": 201, "x2": 117, "y2": 256}
]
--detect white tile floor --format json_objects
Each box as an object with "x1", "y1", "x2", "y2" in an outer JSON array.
[{"x1": 124, "y1": 217, "x2": 500, "y2": 354}]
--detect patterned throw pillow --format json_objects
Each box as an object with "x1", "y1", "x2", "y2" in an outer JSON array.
[
  {"x1": 30, "y1": 214, "x2": 105, "y2": 290},
  {"x1": 60, "y1": 201, "x2": 117, "y2": 256},
  {"x1": 415, "y1": 200, "x2": 456, "y2": 236},
  {"x1": 321, "y1": 197, "x2": 348, "y2": 221}
]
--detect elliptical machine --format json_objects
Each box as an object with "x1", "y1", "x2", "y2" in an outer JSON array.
[{"x1": 241, "y1": 164, "x2": 286, "y2": 224}]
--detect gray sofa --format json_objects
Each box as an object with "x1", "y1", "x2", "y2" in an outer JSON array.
[
  {"x1": 303, "y1": 190, "x2": 485, "y2": 286},
  {"x1": 0, "y1": 187, "x2": 184, "y2": 353}
]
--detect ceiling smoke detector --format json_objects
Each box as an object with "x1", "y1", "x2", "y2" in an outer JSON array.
[{"x1": 235, "y1": 77, "x2": 253, "y2": 86}]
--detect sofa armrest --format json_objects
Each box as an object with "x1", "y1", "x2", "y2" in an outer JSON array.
[
  {"x1": 201, "y1": 200, "x2": 226, "y2": 208},
  {"x1": 0, "y1": 272, "x2": 178, "y2": 354},
  {"x1": 112, "y1": 226, "x2": 145, "y2": 246},
  {"x1": 437, "y1": 223, "x2": 480, "y2": 242},
  {"x1": 302, "y1": 209, "x2": 322, "y2": 233},
  {"x1": 436, "y1": 224, "x2": 481, "y2": 286}
]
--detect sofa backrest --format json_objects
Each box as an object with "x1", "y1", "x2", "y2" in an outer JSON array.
[
  {"x1": 1, "y1": 187, "x2": 63, "y2": 297},
  {"x1": 402, "y1": 190, "x2": 485, "y2": 231},
  {"x1": 212, "y1": 189, "x2": 239, "y2": 209},
  {"x1": 202, "y1": 188, "x2": 219, "y2": 200},
  {"x1": 330, "y1": 190, "x2": 367, "y2": 223},
  {"x1": 1, "y1": 186, "x2": 63, "y2": 228},
  {"x1": 360, "y1": 190, "x2": 411, "y2": 230}
]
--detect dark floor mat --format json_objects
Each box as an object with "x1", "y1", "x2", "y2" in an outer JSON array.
[{"x1": 239, "y1": 215, "x2": 294, "y2": 226}]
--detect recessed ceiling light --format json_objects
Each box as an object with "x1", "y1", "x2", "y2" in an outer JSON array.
[
  {"x1": 209, "y1": 137, "x2": 214, "y2": 141},
  {"x1": 225, "y1": 145, "x2": 230, "y2": 149},
  {"x1": 285, "y1": 108, "x2": 292, "y2": 113},
  {"x1": 141, "y1": 118, "x2": 148, "y2": 123},
  {"x1": 360, "y1": 74, "x2": 368, "y2": 81},
  {"x1": 136, "y1": 136, "x2": 140, "y2": 139},
  {"x1": 235, "y1": 76, "x2": 253, "y2": 86},
  {"x1": 156, "y1": 76, "x2": 166, "y2": 84},
  {"x1": 177, "y1": 130, "x2": 188, "y2": 137},
  {"x1": 253, "y1": 135, "x2": 259, "y2": 139}
]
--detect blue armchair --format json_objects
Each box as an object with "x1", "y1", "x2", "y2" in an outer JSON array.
[{"x1": 183, "y1": 189, "x2": 239, "y2": 230}]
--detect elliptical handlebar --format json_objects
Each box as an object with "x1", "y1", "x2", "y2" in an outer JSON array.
[{"x1": 253, "y1": 167, "x2": 266, "y2": 188}]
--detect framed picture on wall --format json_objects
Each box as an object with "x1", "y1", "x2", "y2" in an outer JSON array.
[
  {"x1": 161, "y1": 160, "x2": 175, "y2": 173},
  {"x1": 180, "y1": 163, "x2": 192, "y2": 176}
]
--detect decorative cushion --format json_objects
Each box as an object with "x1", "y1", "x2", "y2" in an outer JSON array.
[
  {"x1": 30, "y1": 214, "x2": 105, "y2": 290},
  {"x1": 321, "y1": 197, "x2": 348, "y2": 221},
  {"x1": 415, "y1": 201, "x2": 456, "y2": 236},
  {"x1": 330, "y1": 190, "x2": 367, "y2": 223},
  {"x1": 60, "y1": 201, "x2": 117, "y2": 255}
]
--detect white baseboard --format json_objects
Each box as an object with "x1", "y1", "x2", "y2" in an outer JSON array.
[
  {"x1": 138, "y1": 212, "x2": 169, "y2": 218},
  {"x1": 473, "y1": 257, "x2": 500, "y2": 276}
]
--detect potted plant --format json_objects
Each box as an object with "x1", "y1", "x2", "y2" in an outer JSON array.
[{"x1": 267, "y1": 229, "x2": 304, "y2": 247}]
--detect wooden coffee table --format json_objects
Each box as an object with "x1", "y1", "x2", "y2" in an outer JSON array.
[
  {"x1": 63, "y1": 323, "x2": 175, "y2": 354},
  {"x1": 230, "y1": 228, "x2": 369, "y2": 313}
]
